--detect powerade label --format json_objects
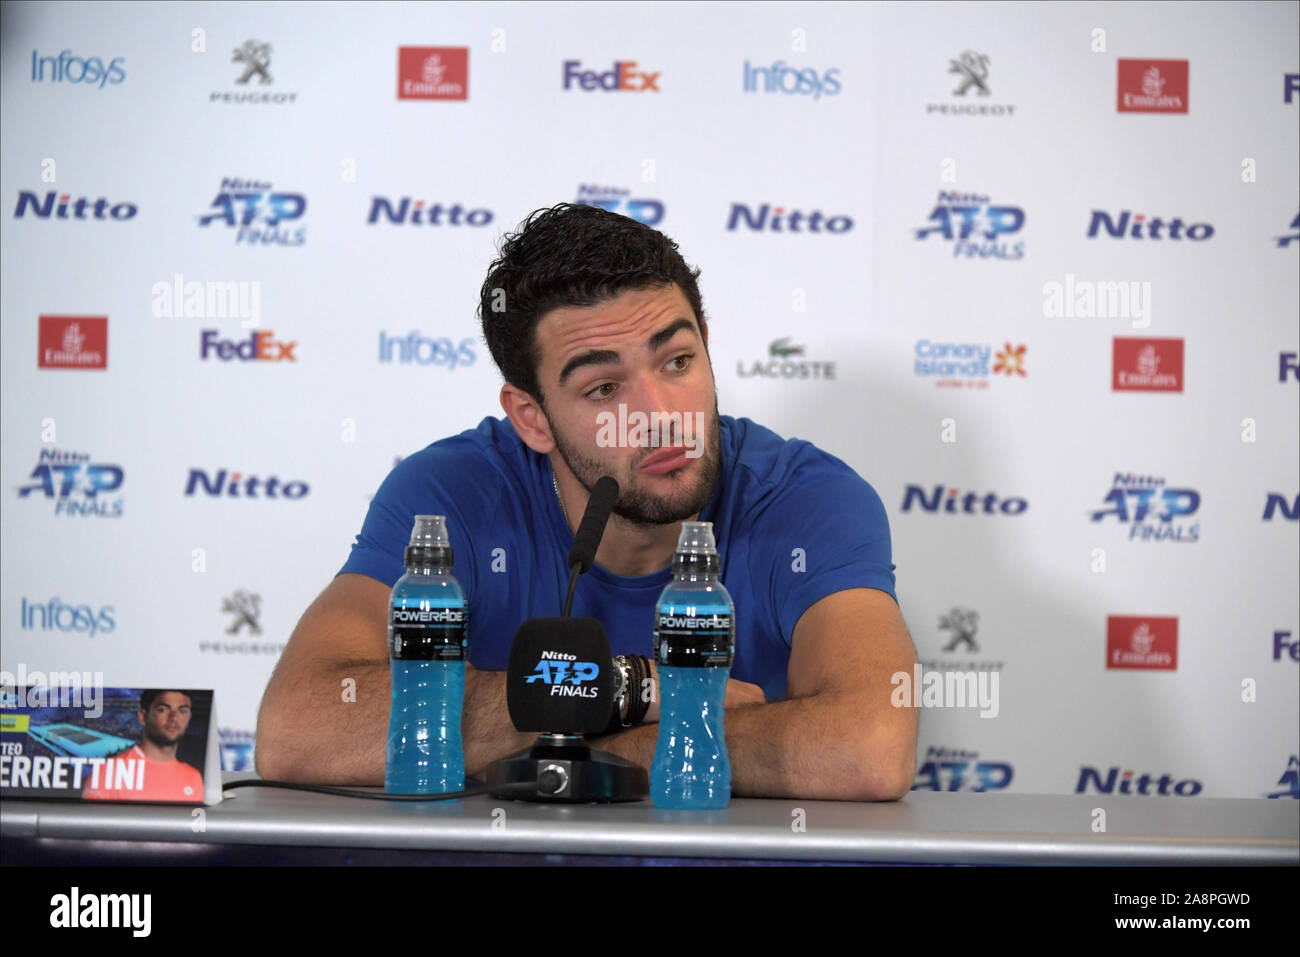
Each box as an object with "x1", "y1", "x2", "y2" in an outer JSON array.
[
  {"x1": 389, "y1": 598, "x2": 467, "y2": 661},
  {"x1": 654, "y1": 604, "x2": 734, "y2": 668}
]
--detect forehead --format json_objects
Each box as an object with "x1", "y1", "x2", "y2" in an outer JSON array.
[
  {"x1": 535, "y1": 285, "x2": 696, "y2": 370},
  {"x1": 152, "y1": 693, "x2": 191, "y2": 708}
]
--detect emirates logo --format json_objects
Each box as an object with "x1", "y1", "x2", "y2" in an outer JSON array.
[{"x1": 61, "y1": 322, "x2": 85, "y2": 355}]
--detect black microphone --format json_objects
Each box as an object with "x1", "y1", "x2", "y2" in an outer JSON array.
[
  {"x1": 487, "y1": 475, "x2": 647, "y2": 802},
  {"x1": 505, "y1": 617, "x2": 616, "y2": 734},
  {"x1": 567, "y1": 475, "x2": 619, "y2": 574},
  {"x1": 561, "y1": 476, "x2": 618, "y2": 616}
]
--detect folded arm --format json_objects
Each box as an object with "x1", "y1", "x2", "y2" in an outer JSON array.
[{"x1": 592, "y1": 587, "x2": 919, "y2": 801}]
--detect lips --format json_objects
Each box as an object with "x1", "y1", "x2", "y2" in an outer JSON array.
[{"x1": 639, "y1": 446, "x2": 691, "y2": 475}]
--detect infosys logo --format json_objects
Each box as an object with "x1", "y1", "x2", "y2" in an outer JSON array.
[
  {"x1": 21, "y1": 598, "x2": 116, "y2": 637},
  {"x1": 742, "y1": 60, "x2": 841, "y2": 99},
  {"x1": 31, "y1": 49, "x2": 125, "y2": 87}
]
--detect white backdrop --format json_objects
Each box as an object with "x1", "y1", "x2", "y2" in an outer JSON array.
[{"x1": 2, "y1": 0, "x2": 1296, "y2": 798}]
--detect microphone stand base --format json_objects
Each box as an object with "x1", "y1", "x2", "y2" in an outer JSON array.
[{"x1": 486, "y1": 734, "x2": 649, "y2": 803}]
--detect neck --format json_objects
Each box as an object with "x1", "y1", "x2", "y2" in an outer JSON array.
[
  {"x1": 553, "y1": 458, "x2": 692, "y2": 577},
  {"x1": 140, "y1": 739, "x2": 178, "y2": 762}
]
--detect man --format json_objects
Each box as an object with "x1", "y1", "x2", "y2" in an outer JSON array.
[
  {"x1": 82, "y1": 690, "x2": 204, "y2": 802},
  {"x1": 257, "y1": 203, "x2": 918, "y2": 800}
]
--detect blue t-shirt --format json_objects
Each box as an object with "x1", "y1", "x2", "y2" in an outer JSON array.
[{"x1": 339, "y1": 415, "x2": 896, "y2": 702}]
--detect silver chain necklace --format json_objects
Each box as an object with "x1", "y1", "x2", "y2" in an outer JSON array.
[{"x1": 551, "y1": 467, "x2": 572, "y2": 529}]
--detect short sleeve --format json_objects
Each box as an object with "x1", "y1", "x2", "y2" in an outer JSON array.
[
  {"x1": 764, "y1": 466, "x2": 897, "y2": 646},
  {"x1": 337, "y1": 449, "x2": 479, "y2": 592}
]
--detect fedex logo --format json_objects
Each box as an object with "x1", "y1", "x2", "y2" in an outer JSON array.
[
  {"x1": 200, "y1": 330, "x2": 296, "y2": 361},
  {"x1": 563, "y1": 60, "x2": 660, "y2": 91}
]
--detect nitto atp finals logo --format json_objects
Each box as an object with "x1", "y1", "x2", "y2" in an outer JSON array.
[
  {"x1": 915, "y1": 190, "x2": 1024, "y2": 259},
  {"x1": 197, "y1": 177, "x2": 306, "y2": 245},
  {"x1": 1090, "y1": 473, "x2": 1199, "y2": 542},
  {"x1": 17, "y1": 449, "x2": 124, "y2": 517},
  {"x1": 576, "y1": 185, "x2": 664, "y2": 225}
]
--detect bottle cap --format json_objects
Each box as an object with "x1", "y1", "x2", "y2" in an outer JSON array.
[
  {"x1": 405, "y1": 515, "x2": 453, "y2": 566},
  {"x1": 409, "y1": 515, "x2": 450, "y2": 547}
]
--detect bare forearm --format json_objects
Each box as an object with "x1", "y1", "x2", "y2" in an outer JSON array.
[
  {"x1": 256, "y1": 662, "x2": 532, "y2": 785},
  {"x1": 594, "y1": 693, "x2": 913, "y2": 801},
  {"x1": 256, "y1": 660, "x2": 389, "y2": 785},
  {"x1": 462, "y1": 667, "x2": 537, "y2": 779}
]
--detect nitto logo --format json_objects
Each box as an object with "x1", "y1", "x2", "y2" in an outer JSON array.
[
  {"x1": 21, "y1": 598, "x2": 116, "y2": 637},
  {"x1": 18, "y1": 449, "x2": 123, "y2": 518},
  {"x1": 562, "y1": 60, "x2": 660, "y2": 91},
  {"x1": 1087, "y1": 210, "x2": 1213, "y2": 240},
  {"x1": 1076, "y1": 766, "x2": 1202, "y2": 796},
  {"x1": 1263, "y1": 493, "x2": 1298, "y2": 521},
  {"x1": 526, "y1": 656, "x2": 600, "y2": 697},
  {"x1": 197, "y1": 178, "x2": 305, "y2": 245},
  {"x1": 31, "y1": 49, "x2": 125, "y2": 87},
  {"x1": 741, "y1": 60, "x2": 841, "y2": 99},
  {"x1": 727, "y1": 203, "x2": 853, "y2": 233},
  {"x1": 576, "y1": 185, "x2": 663, "y2": 225},
  {"x1": 200, "y1": 330, "x2": 296, "y2": 361},
  {"x1": 1090, "y1": 473, "x2": 1200, "y2": 543},
  {"x1": 184, "y1": 469, "x2": 309, "y2": 499},
  {"x1": 915, "y1": 191, "x2": 1024, "y2": 259},
  {"x1": 901, "y1": 485, "x2": 1028, "y2": 515},
  {"x1": 14, "y1": 191, "x2": 137, "y2": 221},
  {"x1": 366, "y1": 197, "x2": 493, "y2": 226}
]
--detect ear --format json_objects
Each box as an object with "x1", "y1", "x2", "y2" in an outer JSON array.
[{"x1": 500, "y1": 384, "x2": 555, "y2": 454}]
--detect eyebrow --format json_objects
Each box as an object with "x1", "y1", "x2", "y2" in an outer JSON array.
[{"x1": 558, "y1": 318, "x2": 699, "y2": 386}]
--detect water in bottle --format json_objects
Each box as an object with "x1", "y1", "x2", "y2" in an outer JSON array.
[
  {"x1": 386, "y1": 514, "x2": 467, "y2": 794},
  {"x1": 651, "y1": 521, "x2": 735, "y2": 809}
]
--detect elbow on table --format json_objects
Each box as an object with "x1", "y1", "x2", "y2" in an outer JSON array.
[{"x1": 853, "y1": 728, "x2": 918, "y2": 802}]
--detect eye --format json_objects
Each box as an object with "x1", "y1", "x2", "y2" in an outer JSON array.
[
  {"x1": 667, "y1": 352, "x2": 694, "y2": 372},
  {"x1": 586, "y1": 382, "x2": 618, "y2": 401}
]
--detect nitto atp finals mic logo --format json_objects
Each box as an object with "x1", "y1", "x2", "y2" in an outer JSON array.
[{"x1": 526, "y1": 651, "x2": 600, "y2": 697}]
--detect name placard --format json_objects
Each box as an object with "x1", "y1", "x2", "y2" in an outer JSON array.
[{"x1": 0, "y1": 684, "x2": 222, "y2": 806}]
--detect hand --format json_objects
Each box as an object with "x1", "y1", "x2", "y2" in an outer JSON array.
[{"x1": 724, "y1": 678, "x2": 767, "y2": 711}]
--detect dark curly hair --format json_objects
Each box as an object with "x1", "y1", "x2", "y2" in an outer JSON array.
[{"x1": 478, "y1": 203, "x2": 706, "y2": 402}]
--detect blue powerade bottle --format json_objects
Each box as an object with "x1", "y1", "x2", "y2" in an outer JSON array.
[
  {"x1": 386, "y1": 515, "x2": 467, "y2": 794},
  {"x1": 651, "y1": 521, "x2": 735, "y2": 809}
]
